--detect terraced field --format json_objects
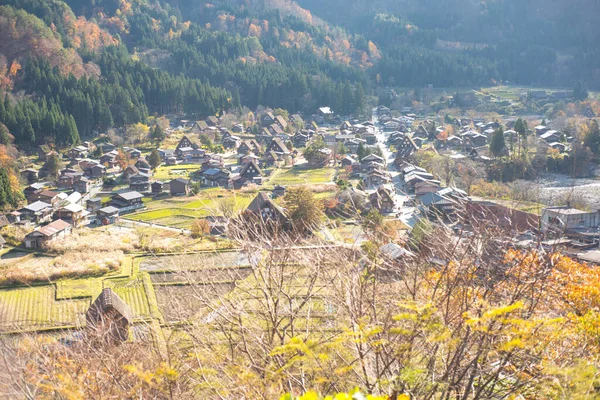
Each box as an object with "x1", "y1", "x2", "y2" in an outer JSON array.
[
  {"x1": 0, "y1": 285, "x2": 90, "y2": 332},
  {"x1": 268, "y1": 166, "x2": 335, "y2": 186},
  {"x1": 0, "y1": 257, "x2": 153, "y2": 333},
  {"x1": 105, "y1": 278, "x2": 152, "y2": 320},
  {"x1": 125, "y1": 190, "x2": 254, "y2": 228}
]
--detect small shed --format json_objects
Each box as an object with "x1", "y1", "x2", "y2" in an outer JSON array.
[{"x1": 86, "y1": 288, "x2": 133, "y2": 342}]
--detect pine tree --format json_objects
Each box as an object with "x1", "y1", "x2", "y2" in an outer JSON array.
[{"x1": 489, "y1": 127, "x2": 506, "y2": 157}]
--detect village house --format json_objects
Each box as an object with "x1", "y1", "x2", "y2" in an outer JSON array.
[
  {"x1": 272, "y1": 185, "x2": 286, "y2": 199},
  {"x1": 110, "y1": 191, "x2": 145, "y2": 212},
  {"x1": 535, "y1": 125, "x2": 550, "y2": 136},
  {"x1": 151, "y1": 181, "x2": 165, "y2": 194},
  {"x1": 55, "y1": 203, "x2": 90, "y2": 227},
  {"x1": 86, "y1": 198, "x2": 103, "y2": 212},
  {"x1": 192, "y1": 120, "x2": 209, "y2": 133},
  {"x1": 369, "y1": 186, "x2": 396, "y2": 214},
  {"x1": 169, "y1": 178, "x2": 191, "y2": 196},
  {"x1": 202, "y1": 168, "x2": 232, "y2": 188},
  {"x1": 157, "y1": 149, "x2": 175, "y2": 161},
  {"x1": 23, "y1": 219, "x2": 72, "y2": 248},
  {"x1": 206, "y1": 116, "x2": 219, "y2": 127},
  {"x1": 274, "y1": 116, "x2": 288, "y2": 131},
  {"x1": 222, "y1": 135, "x2": 240, "y2": 149},
  {"x1": 86, "y1": 288, "x2": 133, "y2": 342},
  {"x1": 268, "y1": 124, "x2": 284, "y2": 137},
  {"x1": 246, "y1": 192, "x2": 289, "y2": 225},
  {"x1": 23, "y1": 183, "x2": 45, "y2": 198},
  {"x1": 184, "y1": 148, "x2": 208, "y2": 164},
  {"x1": 540, "y1": 130, "x2": 562, "y2": 143},
  {"x1": 129, "y1": 172, "x2": 151, "y2": 192},
  {"x1": 262, "y1": 150, "x2": 284, "y2": 168},
  {"x1": 418, "y1": 192, "x2": 457, "y2": 218},
  {"x1": 68, "y1": 146, "x2": 89, "y2": 160},
  {"x1": 266, "y1": 138, "x2": 291, "y2": 161},
  {"x1": 239, "y1": 159, "x2": 263, "y2": 182},
  {"x1": 293, "y1": 132, "x2": 309, "y2": 148},
  {"x1": 541, "y1": 206, "x2": 600, "y2": 234},
  {"x1": 74, "y1": 177, "x2": 90, "y2": 194},
  {"x1": 96, "y1": 206, "x2": 120, "y2": 225},
  {"x1": 20, "y1": 168, "x2": 39, "y2": 184},
  {"x1": 237, "y1": 139, "x2": 262, "y2": 155},
  {"x1": 7, "y1": 211, "x2": 21, "y2": 224},
  {"x1": 415, "y1": 181, "x2": 442, "y2": 196},
  {"x1": 261, "y1": 112, "x2": 275, "y2": 126},
  {"x1": 27, "y1": 190, "x2": 62, "y2": 208},
  {"x1": 364, "y1": 170, "x2": 391, "y2": 188}
]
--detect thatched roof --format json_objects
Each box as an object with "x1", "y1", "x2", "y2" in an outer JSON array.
[{"x1": 87, "y1": 288, "x2": 133, "y2": 325}]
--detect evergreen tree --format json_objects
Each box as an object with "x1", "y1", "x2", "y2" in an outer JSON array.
[
  {"x1": 573, "y1": 81, "x2": 589, "y2": 101},
  {"x1": 44, "y1": 153, "x2": 61, "y2": 178},
  {"x1": 148, "y1": 149, "x2": 162, "y2": 170},
  {"x1": 151, "y1": 124, "x2": 165, "y2": 144},
  {"x1": 0, "y1": 123, "x2": 10, "y2": 146},
  {"x1": 489, "y1": 127, "x2": 506, "y2": 157}
]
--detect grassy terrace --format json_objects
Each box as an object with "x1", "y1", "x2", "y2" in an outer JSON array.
[
  {"x1": 0, "y1": 257, "x2": 143, "y2": 333},
  {"x1": 127, "y1": 188, "x2": 254, "y2": 228},
  {"x1": 266, "y1": 166, "x2": 335, "y2": 187},
  {"x1": 153, "y1": 164, "x2": 202, "y2": 181}
]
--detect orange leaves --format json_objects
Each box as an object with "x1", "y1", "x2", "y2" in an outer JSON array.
[
  {"x1": 8, "y1": 60, "x2": 21, "y2": 76},
  {"x1": 248, "y1": 23, "x2": 262, "y2": 38},
  {"x1": 368, "y1": 41, "x2": 380, "y2": 59},
  {"x1": 550, "y1": 255, "x2": 600, "y2": 314}
]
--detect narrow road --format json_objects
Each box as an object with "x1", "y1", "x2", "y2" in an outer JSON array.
[{"x1": 371, "y1": 108, "x2": 418, "y2": 227}]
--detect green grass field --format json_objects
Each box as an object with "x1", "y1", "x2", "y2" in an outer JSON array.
[
  {"x1": 0, "y1": 256, "x2": 158, "y2": 333},
  {"x1": 268, "y1": 166, "x2": 335, "y2": 186},
  {"x1": 126, "y1": 188, "x2": 254, "y2": 228},
  {"x1": 153, "y1": 164, "x2": 202, "y2": 181}
]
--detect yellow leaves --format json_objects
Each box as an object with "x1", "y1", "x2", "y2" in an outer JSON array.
[
  {"x1": 500, "y1": 337, "x2": 524, "y2": 352},
  {"x1": 281, "y1": 390, "x2": 398, "y2": 400},
  {"x1": 248, "y1": 23, "x2": 262, "y2": 37},
  {"x1": 367, "y1": 41, "x2": 380, "y2": 59},
  {"x1": 8, "y1": 60, "x2": 21, "y2": 76}
]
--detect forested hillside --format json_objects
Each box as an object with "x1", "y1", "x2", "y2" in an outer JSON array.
[
  {"x1": 0, "y1": 0, "x2": 598, "y2": 151},
  {"x1": 297, "y1": 0, "x2": 600, "y2": 88}
]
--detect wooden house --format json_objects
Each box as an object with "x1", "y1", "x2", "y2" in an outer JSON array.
[
  {"x1": 169, "y1": 178, "x2": 190, "y2": 196},
  {"x1": 19, "y1": 201, "x2": 54, "y2": 224},
  {"x1": 23, "y1": 219, "x2": 72, "y2": 248},
  {"x1": 96, "y1": 206, "x2": 120, "y2": 225},
  {"x1": 369, "y1": 186, "x2": 396, "y2": 213}
]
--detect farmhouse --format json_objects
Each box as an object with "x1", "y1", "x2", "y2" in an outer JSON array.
[
  {"x1": 19, "y1": 201, "x2": 54, "y2": 224},
  {"x1": 369, "y1": 186, "x2": 396, "y2": 214},
  {"x1": 55, "y1": 203, "x2": 90, "y2": 227},
  {"x1": 96, "y1": 206, "x2": 120, "y2": 225},
  {"x1": 246, "y1": 192, "x2": 289, "y2": 224},
  {"x1": 23, "y1": 219, "x2": 72, "y2": 248},
  {"x1": 169, "y1": 178, "x2": 191, "y2": 196},
  {"x1": 111, "y1": 191, "x2": 145, "y2": 212}
]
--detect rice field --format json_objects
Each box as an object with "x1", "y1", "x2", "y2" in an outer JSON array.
[
  {"x1": 153, "y1": 164, "x2": 202, "y2": 181},
  {"x1": 268, "y1": 166, "x2": 335, "y2": 186},
  {"x1": 0, "y1": 285, "x2": 90, "y2": 332},
  {"x1": 125, "y1": 190, "x2": 254, "y2": 228},
  {"x1": 105, "y1": 278, "x2": 152, "y2": 320}
]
